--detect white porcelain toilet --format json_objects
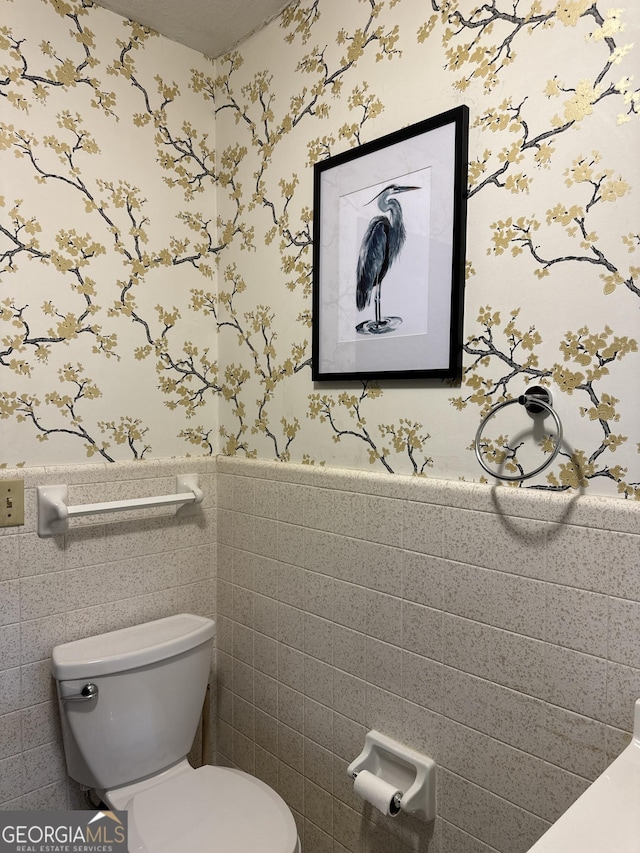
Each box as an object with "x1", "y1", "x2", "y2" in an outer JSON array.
[{"x1": 51, "y1": 613, "x2": 300, "y2": 853}]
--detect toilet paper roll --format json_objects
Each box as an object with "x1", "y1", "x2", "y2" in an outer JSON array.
[{"x1": 353, "y1": 770, "x2": 402, "y2": 817}]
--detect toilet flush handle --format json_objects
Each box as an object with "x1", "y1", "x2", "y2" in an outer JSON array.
[{"x1": 61, "y1": 682, "x2": 99, "y2": 702}]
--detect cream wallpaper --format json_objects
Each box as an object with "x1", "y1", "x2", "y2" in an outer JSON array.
[
  {"x1": 215, "y1": 0, "x2": 640, "y2": 493},
  {"x1": 1, "y1": 0, "x2": 639, "y2": 497},
  {"x1": 0, "y1": 0, "x2": 219, "y2": 465}
]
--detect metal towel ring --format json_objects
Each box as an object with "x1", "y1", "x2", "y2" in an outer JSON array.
[{"x1": 474, "y1": 387, "x2": 563, "y2": 482}]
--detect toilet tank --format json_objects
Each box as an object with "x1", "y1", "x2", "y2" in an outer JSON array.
[{"x1": 51, "y1": 614, "x2": 215, "y2": 791}]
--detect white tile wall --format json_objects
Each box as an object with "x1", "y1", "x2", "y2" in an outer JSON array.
[
  {"x1": 215, "y1": 457, "x2": 640, "y2": 853},
  {"x1": 0, "y1": 457, "x2": 216, "y2": 809},
  {"x1": 2, "y1": 453, "x2": 638, "y2": 853}
]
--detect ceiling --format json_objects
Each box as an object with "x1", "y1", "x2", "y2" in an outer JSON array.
[{"x1": 93, "y1": 0, "x2": 290, "y2": 58}]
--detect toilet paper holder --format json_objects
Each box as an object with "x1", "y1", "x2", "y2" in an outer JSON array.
[{"x1": 347, "y1": 729, "x2": 436, "y2": 821}]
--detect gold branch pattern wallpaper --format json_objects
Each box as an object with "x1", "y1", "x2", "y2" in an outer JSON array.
[
  {"x1": 0, "y1": 0, "x2": 219, "y2": 464},
  {"x1": 1, "y1": 0, "x2": 639, "y2": 497}
]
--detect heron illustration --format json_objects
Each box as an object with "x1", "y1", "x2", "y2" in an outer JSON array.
[{"x1": 355, "y1": 183, "x2": 419, "y2": 336}]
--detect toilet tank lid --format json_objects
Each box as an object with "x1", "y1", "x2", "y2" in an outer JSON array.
[{"x1": 51, "y1": 614, "x2": 215, "y2": 680}]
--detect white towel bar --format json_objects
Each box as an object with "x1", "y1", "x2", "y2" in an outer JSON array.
[{"x1": 37, "y1": 473, "x2": 203, "y2": 537}]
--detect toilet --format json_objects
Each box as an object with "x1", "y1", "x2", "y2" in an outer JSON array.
[{"x1": 51, "y1": 613, "x2": 300, "y2": 853}]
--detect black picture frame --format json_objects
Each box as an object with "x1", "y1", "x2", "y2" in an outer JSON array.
[{"x1": 312, "y1": 105, "x2": 468, "y2": 381}]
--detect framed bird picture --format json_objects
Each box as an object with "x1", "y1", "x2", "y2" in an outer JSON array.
[{"x1": 311, "y1": 105, "x2": 469, "y2": 381}]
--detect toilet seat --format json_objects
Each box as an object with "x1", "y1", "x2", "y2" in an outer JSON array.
[{"x1": 126, "y1": 765, "x2": 300, "y2": 853}]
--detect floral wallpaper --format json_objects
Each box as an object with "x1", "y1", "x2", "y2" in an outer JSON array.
[
  {"x1": 215, "y1": 0, "x2": 640, "y2": 495},
  {"x1": 1, "y1": 0, "x2": 639, "y2": 498},
  {"x1": 0, "y1": 0, "x2": 219, "y2": 464}
]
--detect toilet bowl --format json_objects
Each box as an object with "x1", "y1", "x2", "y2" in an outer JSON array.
[
  {"x1": 124, "y1": 763, "x2": 299, "y2": 853},
  {"x1": 51, "y1": 614, "x2": 300, "y2": 853}
]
